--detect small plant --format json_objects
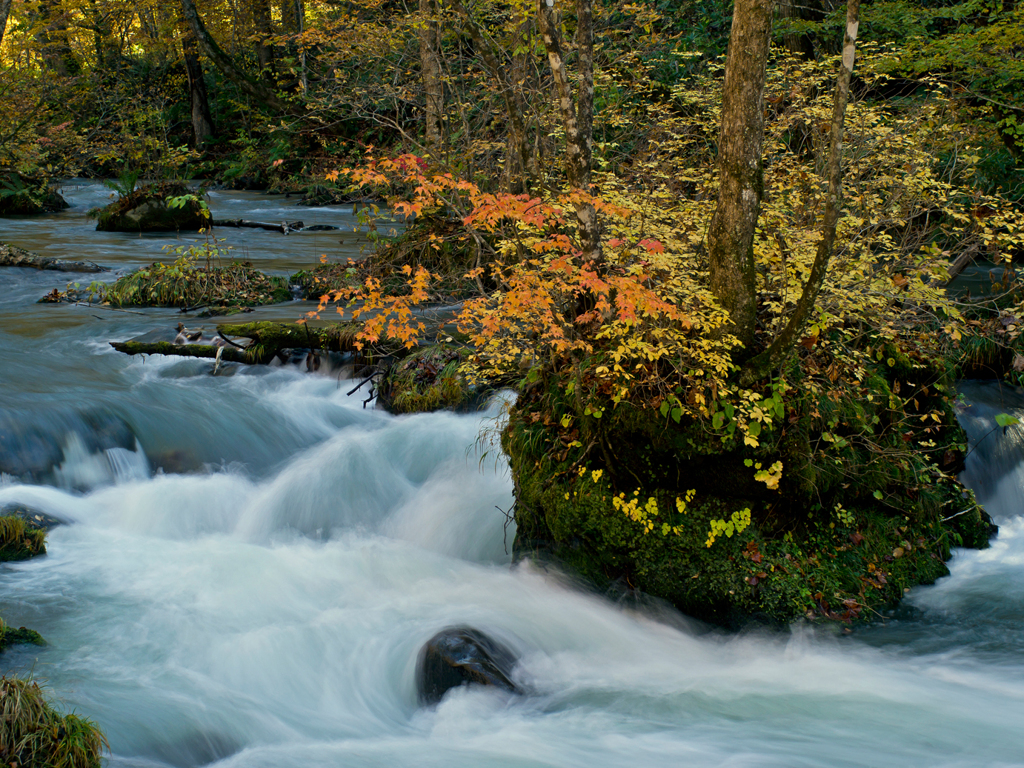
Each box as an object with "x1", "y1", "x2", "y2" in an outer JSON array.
[
  {"x1": 0, "y1": 675, "x2": 108, "y2": 768},
  {"x1": 102, "y1": 167, "x2": 141, "y2": 198},
  {"x1": 0, "y1": 516, "x2": 46, "y2": 561}
]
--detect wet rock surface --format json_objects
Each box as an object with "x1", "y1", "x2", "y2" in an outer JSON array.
[{"x1": 415, "y1": 626, "x2": 520, "y2": 705}]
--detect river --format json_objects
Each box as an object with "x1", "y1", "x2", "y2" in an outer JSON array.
[{"x1": 2, "y1": 182, "x2": 1023, "y2": 767}]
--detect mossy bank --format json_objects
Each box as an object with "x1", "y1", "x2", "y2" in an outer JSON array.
[{"x1": 506, "y1": 336, "x2": 995, "y2": 627}]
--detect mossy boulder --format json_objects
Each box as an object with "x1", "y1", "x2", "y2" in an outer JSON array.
[
  {"x1": 0, "y1": 516, "x2": 47, "y2": 562},
  {"x1": 377, "y1": 346, "x2": 483, "y2": 414},
  {"x1": 101, "y1": 261, "x2": 290, "y2": 308},
  {"x1": 0, "y1": 171, "x2": 68, "y2": 215},
  {"x1": 506, "y1": 338, "x2": 995, "y2": 627},
  {"x1": 93, "y1": 181, "x2": 207, "y2": 232}
]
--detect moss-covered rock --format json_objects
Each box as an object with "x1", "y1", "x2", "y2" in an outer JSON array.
[
  {"x1": 0, "y1": 623, "x2": 46, "y2": 653},
  {"x1": 506, "y1": 338, "x2": 994, "y2": 627},
  {"x1": 377, "y1": 346, "x2": 483, "y2": 414},
  {"x1": 101, "y1": 261, "x2": 290, "y2": 308},
  {"x1": 0, "y1": 516, "x2": 47, "y2": 562},
  {"x1": 0, "y1": 171, "x2": 68, "y2": 215},
  {"x1": 92, "y1": 181, "x2": 207, "y2": 232},
  {"x1": 0, "y1": 675, "x2": 107, "y2": 768}
]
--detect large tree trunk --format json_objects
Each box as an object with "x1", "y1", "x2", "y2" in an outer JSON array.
[
  {"x1": 179, "y1": 0, "x2": 293, "y2": 113},
  {"x1": 707, "y1": 0, "x2": 773, "y2": 352},
  {"x1": 182, "y1": 27, "x2": 216, "y2": 146},
  {"x1": 536, "y1": 0, "x2": 601, "y2": 263},
  {"x1": 742, "y1": 0, "x2": 862, "y2": 384},
  {"x1": 418, "y1": 0, "x2": 444, "y2": 158},
  {"x1": 0, "y1": 0, "x2": 13, "y2": 50}
]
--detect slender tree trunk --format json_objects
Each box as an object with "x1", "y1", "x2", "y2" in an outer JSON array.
[
  {"x1": 450, "y1": 0, "x2": 531, "y2": 191},
  {"x1": 0, "y1": 0, "x2": 13, "y2": 51},
  {"x1": 182, "y1": 27, "x2": 216, "y2": 146},
  {"x1": 179, "y1": 0, "x2": 293, "y2": 113},
  {"x1": 253, "y1": 0, "x2": 276, "y2": 81},
  {"x1": 742, "y1": 0, "x2": 862, "y2": 384},
  {"x1": 707, "y1": 0, "x2": 773, "y2": 352},
  {"x1": 418, "y1": 0, "x2": 444, "y2": 158},
  {"x1": 536, "y1": 0, "x2": 601, "y2": 263}
]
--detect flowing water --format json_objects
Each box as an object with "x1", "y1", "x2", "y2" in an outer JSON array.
[{"x1": 2, "y1": 182, "x2": 1024, "y2": 767}]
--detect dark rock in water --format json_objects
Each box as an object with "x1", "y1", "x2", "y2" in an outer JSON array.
[
  {"x1": 0, "y1": 407, "x2": 137, "y2": 483},
  {"x1": 93, "y1": 182, "x2": 207, "y2": 232},
  {"x1": 416, "y1": 626, "x2": 520, "y2": 705},
  {"x1": 0, "y1": 171, "x2": 68, "y2": 214},
  {"x1": 303, "y1": 224, "x2": 340, "y2": 231}
]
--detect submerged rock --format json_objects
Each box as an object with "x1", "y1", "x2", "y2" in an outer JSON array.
[
  {"x1": 0, "y1": 407, "x2": 138, "y2": 485},
  {"x1": 415, "y1": 626, "x2": 520, "y2": 705}
]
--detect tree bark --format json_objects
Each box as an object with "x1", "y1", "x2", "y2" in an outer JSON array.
[
  {"x1": 35, "y1": 0, "x2": 79, "y2": 76},
  {"x1": 450, "y1": 0, "x2": 531, "y2": 192},
  {"x1": 418, "y1": 0, "x2": 444, "y2": 158},
  {"x1": 707, "y1": 0, "x2": 773, "y2": 352},
  {"x1": 536, "y1": 0, "x2": 601, "y2": 263},
  {"x1": 182, "y1": 26, "x2": 216, "y2": 146},
  {"x1": 0, "y1": 0, "x2": 13, "y2": 51},
  {"x1": 179, "y1": 0, "x2": 293, "y2": 113},
  {"x1": 252, "y1": 0, "x2": 276, "y2": 80},
  {"x1": 742, "y1": 0, "x2": 862, "y2": 384}
]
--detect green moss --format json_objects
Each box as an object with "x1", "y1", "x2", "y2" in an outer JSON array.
[
  {"x1": 506, "y1": 340, "x2": 993, "y2": 627},
  {"x1": 0, "y1": 621, "x2": 47, "y2": 653},
  {"x1": 0, "y1": 675, "x2": 107, "y2": 768},
  {"x1": 0, "y1": 516, "x2": 46, "y2": 562},
  {"x1": 102, "y1": 262, "x2": 289, "y2": 309},
  {"x1": 378, "y1": 346, "x2": 482, "y2": 414}
]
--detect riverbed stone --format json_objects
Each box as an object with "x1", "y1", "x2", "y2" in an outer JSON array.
[
  {"x1": 93, "y1": 182, "x2": 207, "y2": 232},
  {"x1": 416, "y1": 627, "x2": 520, "y2": 704}
]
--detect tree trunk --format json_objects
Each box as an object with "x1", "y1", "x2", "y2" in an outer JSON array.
[
  {"x1": 418, "y1": 0, "x2": 444, "y2": 158},
  {"x1": 707, "y1": 0, "x2": 773, "y2": 352},
  {"x1": 742, "y1": 0, "x2": 862, "y2": 384},
  {"x1": 253, "y1": 0, "x2": 276, "y2": 81},
  {"x1": 450, "y1": 0, "x2": 531, "y2": 191},
  {"x1": 536, "y1": 0, "x2": 601, "y2": 263},
  {"x1": 35, "y1": 0, "x2": 79, "y2": 76},
  {"x1": 179, "y1": 0, "x2": 293, "y2": 113},
  {"x1": 182, "y1": 27, "x2": 216, "y2": 146},
  {"x1": 0, "y1": 0, "x2": 13, "y2": 51}
]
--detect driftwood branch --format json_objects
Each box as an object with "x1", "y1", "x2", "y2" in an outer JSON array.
[
  {"x1": 2, "y1": 242, "x2": 107, "y2": 272},
  {"x1": 212, "y1": 219, "x2": 304, "y2": 233}
]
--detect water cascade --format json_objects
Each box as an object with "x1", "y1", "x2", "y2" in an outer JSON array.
[{"x1": 2, "y1": 183, "x2": 1024, "y2": 767}]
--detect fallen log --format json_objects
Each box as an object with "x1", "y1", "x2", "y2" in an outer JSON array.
[
  {"x1": 1, "y1": 242, "x2": 107, "y2": 273},
  {"x1": 110, "y1": 341, "x2": 254, "y2": 363},
  {"x1": 212, "y1": 219, "x2": 303, "y2": 233}
]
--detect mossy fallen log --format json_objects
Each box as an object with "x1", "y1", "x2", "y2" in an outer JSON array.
[{"x1": 1, "y1": 242, "x2": 106, "y2": 272}]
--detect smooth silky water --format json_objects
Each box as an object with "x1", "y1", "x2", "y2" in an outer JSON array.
[{"x1": 2, "y1": 182, "x2": 1024, "y2": 767}]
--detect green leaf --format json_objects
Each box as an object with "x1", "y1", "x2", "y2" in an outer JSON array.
[
  {"x1": 671, "y1": 407, "x2": 682, "y2": 423},
  {"x1": 660, "y1": 401, "x2": 670, "y2": 417},
  {"x1": 995, "y1": 413, "x2": 1019, "y2": 428},
  {"x1": 748, "y1": 420, "x2": 761, "y2": 437},
  {"x1": 873, "y1": 490, "x2": 883, "y2": 500},
  {"x1": 712, "y1": 412, "x2": 725, "y2": 430}
]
